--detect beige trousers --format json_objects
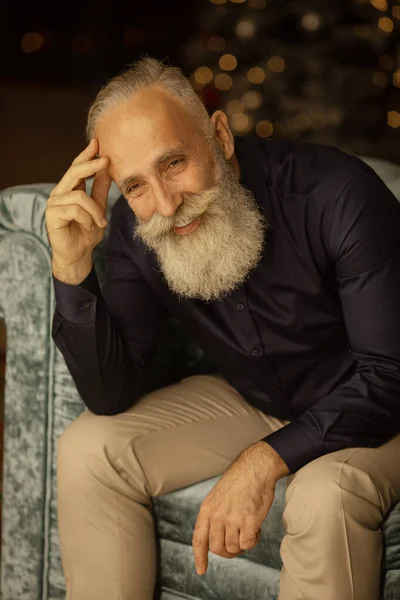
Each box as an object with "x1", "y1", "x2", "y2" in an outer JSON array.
[{"x1": 57, "y1": 373, "x2": 400, "y2": 600}]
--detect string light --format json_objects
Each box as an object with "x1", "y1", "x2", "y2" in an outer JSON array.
[
  {"x1": 219, "y1": 54, "x2": 237, "y2": 71},
  {"x1": 247, "y1": 66, "x2": 266, "y2": 83},
  {"x1": 256, "y1": 120, "x2": 274, "y2": 138},
  {"x1": 236, "y1": 20, "x2": 255, "y2": 37},
  {"x1": 208, "y1": 35, "x2": 226, "y2": 51},
  {"x1": 378, "y1": 17, "x2": 394, "y2": 33},
  {"x1": 249, "y1": 0, "x2": 266, "y2": 8},
  {"x1": 370, "y1": 0, "x2": 388, "y2": 10},
  {"x1": 387, "y1": 111, "x2": 400, "y2": 128},
  {"x1": 267, "y1": 56, "x2": 285, "y2": 72},
  {"x1": 194, "y1": 66, "x2": 213, "y2": 84},
  {"x1": 21, "y1": 32, "x2": 44, "y2": 54},
  {"x1": 214, "y1": 73, "x2": 232, "y2": 90}
]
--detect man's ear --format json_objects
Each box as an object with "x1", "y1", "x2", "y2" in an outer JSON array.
[{"x1": 210, "y1": 110, "x2": 235, "y2": 161}]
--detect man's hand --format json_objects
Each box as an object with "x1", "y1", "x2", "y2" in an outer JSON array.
[{"x1": 192, "y1": 441, "x2": 289, "y2": 576}]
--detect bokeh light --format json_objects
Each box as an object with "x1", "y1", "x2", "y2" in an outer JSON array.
[
  {"x1": 372, "y1": 72, "x2": 388, "y2": 88},
  {"x1": 219, "y1": 54, "x2": 238, "y2": 71},
  {"x1": 210, "y1": 0, "x2": 227, "y2": 4},
  {"x1": 267, "y1": 56, "x2": 285, "y2": 72},
  {"x1": 378, "y1": 17, "x2": 394, "y2": 33},
  {"x1": 226, "y1": 100, "x2": 244, "y2": 115},
  {"x1": 301, "y1": 13, "x2": 322, "y2": 32},
  {"x1": 256, "y1": 120, "x2": 274, "y2": 138},
  {"x1": 214, "y1": 73, "x2": 232, "y2": 90},
  {"x1": 231, "y1": 113, "x2": 252, "y2": 132},
  {"x1": 388, "y1": 111, "x2": 400, "y2": 128},
  {"x1": 194, "y1": 66, "x2": 213, "y2": 84},
  {"x1": 371, "y1": 0, "x2": 388, "y2": 10},
  {"x1": 21, "y1": 32, "x2": 44, "y2": 54},
  {"x1": 247, "y1": 66, "x2": 266, "y2": 83},
  {"x1": 236, "y1": 20, "x2": 255, "y2": 37},
  {"x1": 241, "y1": 90, "x2": 263, "y2": 109},
  {"x1": 393, "y1": 71, "x2": 400, "y2": 88}
]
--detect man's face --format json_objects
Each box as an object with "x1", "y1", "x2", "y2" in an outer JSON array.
[{"x1": 97, "y1": 87, "x2": 267, "y2": 302}]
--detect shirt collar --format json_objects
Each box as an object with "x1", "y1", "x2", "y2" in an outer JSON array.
[{"x1": 234, "y1": 134, "x2": 276, "y2": 231}]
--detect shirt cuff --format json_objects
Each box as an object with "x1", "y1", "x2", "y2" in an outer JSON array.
[
  {"x1": 262, "y1": 415, "x2": 329, "y2": 473},
  {"x1": 52, "y1": 266, "x2": 101, "y2": 324}
]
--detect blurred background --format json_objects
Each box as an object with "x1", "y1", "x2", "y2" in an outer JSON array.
[
  {"x1": 0, "y1": 0, "x2": 399, "y2": 558},
  {"x1": 1, "y1": 0, "x2": 400, "y2": 193}
]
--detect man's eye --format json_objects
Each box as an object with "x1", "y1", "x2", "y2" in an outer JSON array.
[
  {"x1": 169, "y1": 158, "x2": 183, "y2": 169},
  {"x1": 126, "y1": 184, "x2": 140, "y2": 194}
]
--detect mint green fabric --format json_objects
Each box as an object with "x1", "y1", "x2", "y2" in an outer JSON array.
[{"x1": 0, "y1": 158, "x2": 400, "y2": 600}]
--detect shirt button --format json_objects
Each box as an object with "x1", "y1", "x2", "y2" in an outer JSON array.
[
  {"x1": 251, "y1": 349, "x2": 260, "y2": 358},
  {"x1": 82, "y1": 300, "x2": 90, "y2": 308},
  {"x1": 237, "y1": 303, "x2": 244, "y2": 310}
]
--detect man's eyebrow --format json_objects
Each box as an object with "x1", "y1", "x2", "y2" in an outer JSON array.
[{"x1": 116, "y1": 145, "x2": 188, "y2": 190}]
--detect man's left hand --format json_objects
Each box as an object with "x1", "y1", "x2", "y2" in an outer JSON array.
[{"x1": 192, "y1": 441, "x2": 289, "y2": 576}]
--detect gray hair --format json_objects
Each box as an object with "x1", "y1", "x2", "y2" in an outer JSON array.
[{"x1": 86, "y1": 56, "x2": 215, "y2": 144}]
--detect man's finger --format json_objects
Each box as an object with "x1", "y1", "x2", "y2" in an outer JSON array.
[
  {"x1": 224, "y1": 522, "x2": 241, "y2": 554},
  {"x1": 71, "y1": 138, "x2": 98, "y2": 166},
  {"x1": 208, "y1": 519, "x2": 226, "y2": 556},
  {"x1": 52, "y1": 157, "x2": 109, "y2": 196},
  {"x1": 91, "y1": 168, "x2": 112, "y2": 212},
  {"x1": 192, "y1": 515, "x2": 210, "y2": 576},
  {"x1": 239, "y1": 524, "x2": 261, "y2": 551}
]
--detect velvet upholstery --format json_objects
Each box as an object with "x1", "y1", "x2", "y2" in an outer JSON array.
[{"x1": 0, "y1": 156, "x2": 399, "y2": 599}]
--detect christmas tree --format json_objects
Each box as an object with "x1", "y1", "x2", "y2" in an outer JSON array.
[{"x1": 179, "y1": 0, "x2": 400, "y2": 163}]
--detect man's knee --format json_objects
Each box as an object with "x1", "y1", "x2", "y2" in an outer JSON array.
[
  {"x1": 283, "y1": 454, "x2": 383, "y2": 534},
  {"x1": 57, "y1": 411, "x2": 126, "y2": 487}
]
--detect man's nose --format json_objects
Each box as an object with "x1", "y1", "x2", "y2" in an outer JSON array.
[{"x1": 152, "y1": 181, "x2": 183, "y2": 218}]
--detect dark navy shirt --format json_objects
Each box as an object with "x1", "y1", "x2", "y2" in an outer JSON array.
[{"x1": 51, "y1": 135, "x2": 400, "y2": 473}]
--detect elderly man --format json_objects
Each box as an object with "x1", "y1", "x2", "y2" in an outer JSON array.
[{"x1": 47, "y1": 57, "x2": 400, "y2": 600}]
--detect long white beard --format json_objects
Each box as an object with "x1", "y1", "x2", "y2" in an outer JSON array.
[{"x1": 132, "y1": 146, "x2": 267, "y2": 302}]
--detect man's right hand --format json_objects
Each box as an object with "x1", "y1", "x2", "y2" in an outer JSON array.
[{"x1": 45, "y1": 138, "x2": 112, "y2": 275}]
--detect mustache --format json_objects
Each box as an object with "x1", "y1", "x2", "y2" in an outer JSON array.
[{"x1": 133, "y1": 185, "x2": 219, "y2": 240}]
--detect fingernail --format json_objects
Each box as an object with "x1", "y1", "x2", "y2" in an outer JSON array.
[{"x1": 101, "y1": 218, "x2": 108, "y2": 227}]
